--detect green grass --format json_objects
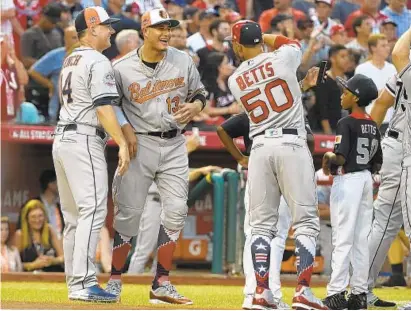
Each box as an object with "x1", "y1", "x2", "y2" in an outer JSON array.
[{"x1": 1, "y1": 282, "x2": 410, "y2": 309}]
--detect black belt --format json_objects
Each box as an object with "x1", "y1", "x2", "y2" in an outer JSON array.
[
  {"x1": 137, "y1": 129, "x2": 185, "y2": 139},
  {"x1": 254, "y1": 128, "x2": 299, "y2": 137},
  {"x1": 387, "y1": 129, "x2": 399, "y2": 140},
  {"x1": 63, "y1": 124, "x2": 106, "y2": 140}
]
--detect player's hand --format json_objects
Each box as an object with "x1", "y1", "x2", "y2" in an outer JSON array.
[
  {"x1": 238, "y1": 156, "x2": 249, "y2": 168},
  {"x1": 117, "y1": 144, "x2": 130, "y2": 176},
  {"x1": 173, "y1": 101, "x2": 202, "y2": 124},
  {"x1": 322, "y1": 152, "x2": 334, "y2": 176},
  {"x1": 199, "y1": 166, "x2": 222, "y2": 175},
  {"x1": 122, "y1": 123, "x2": 137, "y2": 159},
  {"x1": 302, "y1": 67, "x2": 320, "y2": 90}
]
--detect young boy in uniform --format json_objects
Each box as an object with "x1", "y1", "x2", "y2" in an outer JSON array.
[{"x1": 322, "y1": 73, "x2": 383, "y2": 310}]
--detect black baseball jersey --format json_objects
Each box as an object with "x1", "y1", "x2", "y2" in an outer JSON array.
[
  {"x1": 221, "y1": 112, "x2": 252, "y2": 155},
  {"x1": 332, "y1": 112, "x2": 382, "y2": 174}
]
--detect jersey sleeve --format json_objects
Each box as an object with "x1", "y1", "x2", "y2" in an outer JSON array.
[
  {"x1": 89, "y1": 59, "x2": 118, "y2": 105},
  {"x1": 333, "y1": 118, "x2": 350, "y2": 159},
  {"x1": 111, "y1": 65, "x2": 124, "y2": 107},
  {"x1": 186, "y1": 55, "x2": 207, "y2": 102},
  {"x1": 221, "y1": 112, "x2": 249, "y2": 139},
  {"x1": 385, "y1": 74, "x2": 397, "y2": 97},
  {"x1": 274, "y1": 40, "x2": 302, "y2": 72}
]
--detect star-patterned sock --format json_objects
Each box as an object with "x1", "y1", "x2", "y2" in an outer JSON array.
[
  {"x1": 250, "y1": 235, "x2": 272, "y2": 289},
  {"x1": 295, "y1": 235, "x2": 316, "y2": 288},
  {"x1": 110, "y1": 231, "x2": 132, "y2": 280}
]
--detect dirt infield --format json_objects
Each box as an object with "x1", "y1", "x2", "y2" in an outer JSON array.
[{"x1": 1, "y1": 272, "x2": 330, "y2": 287}]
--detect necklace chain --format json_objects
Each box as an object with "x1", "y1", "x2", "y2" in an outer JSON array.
[{"x1": 138, "y1": 47, "x2": 167, "y2": 79}]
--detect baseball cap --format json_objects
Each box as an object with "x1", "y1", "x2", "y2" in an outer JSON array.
[
  {"x1": 42, "y1": 3, "x2": 62, "y2": 24},
  {"x1": 226, "y1": 20, "x2": 262, "y2": 46},
  {"x1": 125, "y1": 2, "x2": 140, "y2": 15},
  {"x1": 382, "y1": 19, "x2": 398, "y2": 27},
  {"x1": 75, "y1": 6, "x2": 120, "y2": 33},
  {"x1": 330, "y1": 24, "x2": 345, "y2": 36},
  {"x1": 198, "y1": 8, "x2": 219, "y2": 20},
  {"x1": 336, "y1": 74, "x2": 378, "y2": 106},
  {"x1": 315, "y1": 0, "x2": 334, "y2": 6},
  {"x1": 141, "y1": 8, "x2": 180, "y2": 29},
  {"x1": 225, "y1": 11, "x2": 242, "y2": 23}
]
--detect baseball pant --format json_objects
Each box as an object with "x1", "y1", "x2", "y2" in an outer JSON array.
[
  {"x1": 401, "y1": 166, "x2": 411, "y2": 240},
  {"x1": 327, "y1": 170, "x2": 373, "y2": 296},
  {"x1": 113, "y1": 134, "x2": 189, "y2": 237},
  {"x1": 247, "y1": 134, "x2": 320, "y2": 239},
  {"x1": 243, "y1": 184, "x2": 292, "y2": 300},
  {"x1": 52, "y1": 126, "x2": 109, "y2": 291},
  {"x1": 367, "y1": 136, "x2": 403, "y2": 291},
  {"x1": 128, "y1": 187, "x2": 162, "y2": 274},
  {"x1": 318, "y1": 223, "x2": 333, "y2": 276}
]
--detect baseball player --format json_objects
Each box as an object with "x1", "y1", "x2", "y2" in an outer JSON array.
[
  {"x1": 217, "y1": 67, "x2": 320, "y2": 310},
  {"x1": 322, "y1": 74, "x2": 382, "y2": 310},
  {"x1": 227, "y1": 20, "x2": 326, "y2": 310},
  {"x1": 105, "y1": 8, "x2": 206, "y2": 305},
  {"x1": 52, "y1": 7, "x2": 130, "y2": 302}
]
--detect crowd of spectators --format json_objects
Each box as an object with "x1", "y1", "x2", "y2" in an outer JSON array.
[{"x1": 2, "y1": 0, "x2": 411, "y2": 132}]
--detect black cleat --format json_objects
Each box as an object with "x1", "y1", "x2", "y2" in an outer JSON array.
[
  {"x1": 323, "y1": 291, "x2": 348, "y2": 310},
  {"x1": 348, "y1": 293, "x2": 367, "y2": 310},
  {"x1": 367, "y1": 292, "x2": 396, "y2": 308},
  {"x1": 381, "y1": 274, "x2": 407, "y2": 287}
]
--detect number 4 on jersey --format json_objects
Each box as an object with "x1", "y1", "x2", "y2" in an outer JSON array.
[{"x1": 61, "y1": 72, "x2": 73, "y2": 105}]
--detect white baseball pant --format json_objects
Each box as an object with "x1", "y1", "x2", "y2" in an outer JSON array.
[
  {"x1": 401, "y1": 166, "x2": 411, "y2": 240},
  {"x1": 327, "y1": 170, "x2": 373, "y2": 296}
]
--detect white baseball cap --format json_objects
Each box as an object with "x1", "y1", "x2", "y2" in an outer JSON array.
[
  {"x1": 315, "y1": 0, "x2": 334, "y2": 6},
  {"x1": 75, "y1": 6, "x2": 120, "y2": 33},
  {"x1": 141, "y1": 8, "x2": 180, "y2": 30}
]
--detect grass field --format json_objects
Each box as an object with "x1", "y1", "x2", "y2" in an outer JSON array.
[{"x1": 1, "y1": 282, "x2": 410, "y2": 309}]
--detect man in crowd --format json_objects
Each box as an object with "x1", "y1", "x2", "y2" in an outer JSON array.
[
  {"x1": 382, "y1": 0, "x2": 411, "y2": 37},
  {"x1": 345, "y1": 15, "x2": 373, "y2": 63},
  {"x1": 113, "y1": 29, "x2": 140, "y2": 60},
  {"x1": 259, "y1": 0, "x2": 306, "y2": 33},
  {"x1": 345, "y1": 0, "x2": 387, "y2": 36}
]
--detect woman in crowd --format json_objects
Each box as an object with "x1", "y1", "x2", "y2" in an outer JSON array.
[
  {"x1": 1, "y1": 216, "x2": 23, "y2": 272},
  {"x1": 14, "y1": 199, "x2": 64, "y2": 272}
]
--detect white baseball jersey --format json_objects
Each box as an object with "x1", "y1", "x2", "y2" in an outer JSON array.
[
  {"x1": 228, "y1": 43, "x2": 306, "y2": 138},
  {"x1": 385, "y1": 73, "x2": 407, "y2": 135},
  {"x1": 112, "y1": 47, "x2": 206, "y2": 132},
  {"x1": 59, "y1": 47, "x2": 118, "y2": 127},
  {"x1": 400, "y1": 63, "x2": 411, "y2": 167}
]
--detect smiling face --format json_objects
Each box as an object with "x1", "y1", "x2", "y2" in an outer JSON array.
[
  {"x1": 144, "y1": 23, "x2": 172, "y2": 52},
  {"x1": 27, "y1": 207, "x2": 46, "y2": 231},
  {"x1": 94, "y1": 23, "x2": 115, "y2": 51}
]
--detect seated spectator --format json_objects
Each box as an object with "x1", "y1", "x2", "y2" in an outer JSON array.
[
  {"x1": 345, "y1": 15, "x2": 372, "y2": 64},
  {"x1": 1, "y1": 216, "x2": 23, "y2": 272},
  {"x1": 355, "y1": 33, "x2": 396, "y2": 134},
  {"x1": 330, "y1": 0, "x2": 360, "y2": 25},
  {"x1": 165, "y1": 0, "x2": 185, "y2": 20},
  {"x1": 14, "y1": 199, "x2": 64, "y2": 272},
  {"x1": 196, "y1": 19, "x2": 233, "y2": 78},
  {"x1": 380, "y1": 19, "x2": 398, "y2": 53},
  {"x1": 17, "y1": 170, "x2": 64, "y2": 238},
  {"x1": 270, "y1": 14, "x2": 295, "y2": 38},
  {"x1": 309, "y1": 45, "x2": 349, "y2": 133},
  {"x1": 312, "y1": 0, "x2": 338, "y2": 37},
  {"x1": 187, "y1": 9, "x2": 218, "y2": 53},
  {"x1": 21, "y1": 3, "x2": 64, "y2": 121},
  {"x1": 299, "y1": 18, "x2": 330, "y2": 73},
  {"x1": 1, "y1": 34, "x2": 28, "y2": 122},
  {"x1": 330, "y1": 24, "x2": 349, "y2": 45},
  {"x1": 382, "y1": 0, "x2": 411, "y2": 37},
  {"x1": 259, "y1": 0, "x2": 306, "y2": 33},
  {"x1": 28, "y1": 26, "x2": 78, "y2": 123},
  {"x1": 345, "y1": 0, "x2": 387, "y2": 37},
  {"x1": 202, "y1": 52, "x2": 239, "y2": 120},
  {"x1": 113, "y1": 29, "x2": 140, "y2": 61},
  {"x1": 95, "y1": 226, "x2": 112, "y2": 273}
]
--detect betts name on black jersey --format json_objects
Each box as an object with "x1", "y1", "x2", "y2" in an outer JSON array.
[{"x1": 332, "y1": 112, "x2": 382, "y2": 175}]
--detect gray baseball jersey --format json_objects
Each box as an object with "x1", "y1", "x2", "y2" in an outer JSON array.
[
  {"x1": 113, "y1": 47, "x2": 206, "y2": 132},
  {"x1": 59, "y1": 47, "x2": 118, "y2": 127},
  {"x1": 385, "y1": 73, "x2": 407, "y2": 135}
]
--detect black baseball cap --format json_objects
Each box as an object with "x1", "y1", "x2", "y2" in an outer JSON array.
[
  {"x1": 337, "y1": 74, "x2": 378, "y2": 106},
  {"x1": 226, "y1": 20, "x2": 262, "y2": 46},
  {"x1": 199, "y1": 8, "x2": 219, "y2": 20},
  {"x1": 382, "y1": 19, "x2": 398, "y2": 27},
  {"x1": 42, "y1": 3, "x2": 62, "y2": 24},
  {"x1": 75, "y1": 6, "x2": 120, "y2": 33}
]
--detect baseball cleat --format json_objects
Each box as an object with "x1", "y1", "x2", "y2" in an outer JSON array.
[
  {"x1": 322, "y1": 291, "x2": 348, "y2": 310},
  {"x1": 347, "y1": 293, "x2": 367, "y2": 310},
  {"x1": 243, "y1": 295, "x2": 254, "y2": 309},
  {"x1": 399, "y1": 302, "x2": 411, "y2": 310},
  {"x1": 249, "y1": 287, "x2": 278, "y2": 310},
  {"x1": 276, "y1": 299, "x2": 291, "y2": 310},
  {"x1": 105, "y1": 279, "x2": 122, "y2": 302},
  {"x1": 381, "y1": 275, "x2": 407, "y2": 287},
  {"x1": 149, "y1": 281, "x2": 193, "y2": 305},
  {"x1": 367, "y1": 291, "x2": 396, "y2": 308},
  {"x1": 68, "y1": 285, "x2": 117, "y2": 303},
  {"x1": 292, "y1": 286, "x2": 329, "y2": 310}
]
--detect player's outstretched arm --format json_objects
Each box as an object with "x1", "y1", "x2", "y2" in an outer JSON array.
[
  {"x1": 392, "y1": 27, "x2": 411, "y2": 73},
  {"x1": 217, "y1": 126, "x2": 248, "y2": 168},
  {"x1": 96, "y1": 105, "x2": 130, "y2": 176},
  {"x1": 370, "y1": 89, "x2": 395, "y2": 127}
]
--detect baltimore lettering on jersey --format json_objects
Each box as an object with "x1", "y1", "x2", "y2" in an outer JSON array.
[
  {"x1": 128, "y1": 77, "x2": 186, "y2": 104},
  {"x1": 235, "y1": 62, "x2": 275, "y2": 90}
]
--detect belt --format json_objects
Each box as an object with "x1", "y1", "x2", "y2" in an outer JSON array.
[
  {"x1": 387, "y1": 129, "x2": 399, "y2": 140},
  {"x1": 137, "y1": 129, "x2": 185, "y2": 139},
  {"x1": 254, "y1": 128, "x2": 299, "y2": 138},
  {"x1": 61, "y1": 124, "x2": 106, "y2": 140}
]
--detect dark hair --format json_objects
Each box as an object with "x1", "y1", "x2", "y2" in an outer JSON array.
[
  {"x1": 209, "y1": 19, "x2": 227, "y2": 36},
  {"x1": 352, "y1": 15, "x2": 369, "y2": 36},
  {"x1": 39, "y1": 170, "x2": 56, "y2": 192},
  {"x1": 202, "y1": 52, "x2": 226, "y2": 91},
  {"x1": 328, "y1": 44, "x2": 347, "y2": 58}
]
